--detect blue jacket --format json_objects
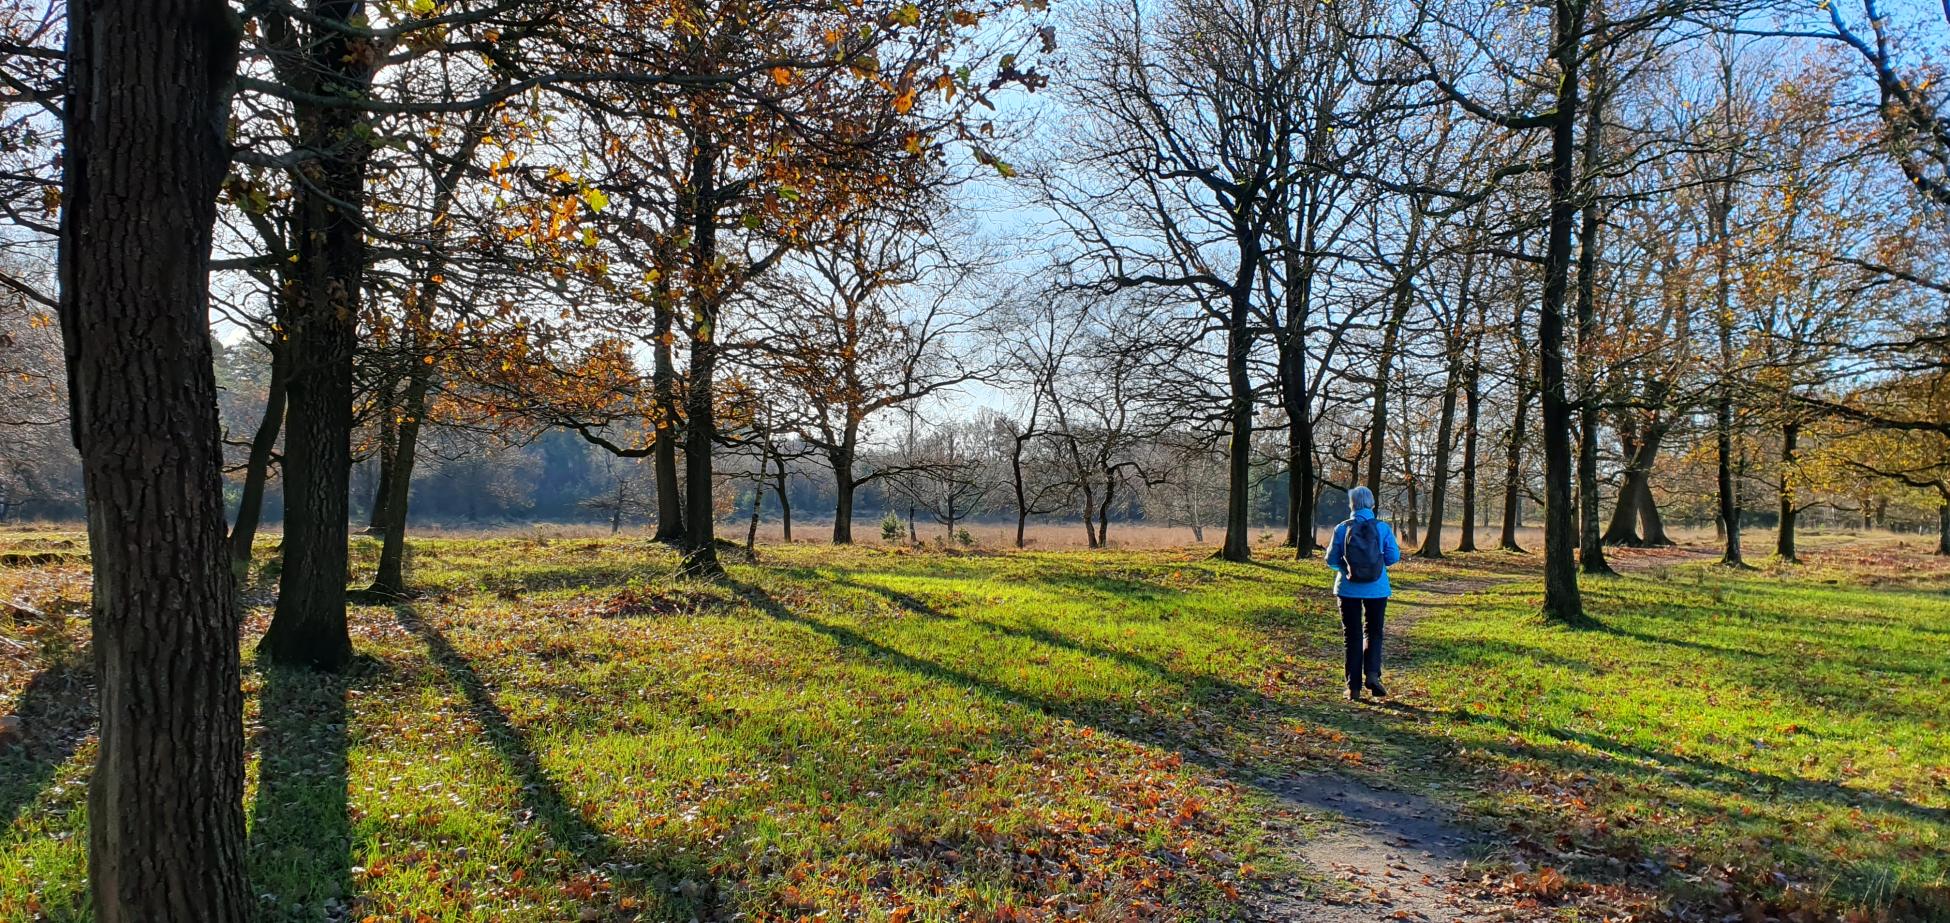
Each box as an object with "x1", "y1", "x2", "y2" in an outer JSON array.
[{"x1": 1326, "y1": 508, "x2": 1401, "y2": 598}]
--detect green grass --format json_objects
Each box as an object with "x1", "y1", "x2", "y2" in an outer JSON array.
[{"x1": 0, "y1": 531, "x2": 1945, "y2": 920}]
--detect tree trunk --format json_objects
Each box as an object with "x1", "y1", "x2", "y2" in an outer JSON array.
[
  {"x1": 651, "y1": 280, "x2": 686, "y2": 545},
  {"x1": 1079, "y1": 475, "x2": 1100, "y2": 548},
  {"x1": 1500, "y1": 300, "x2": 1532, "y2": 553},
  {"x1": 773, "y1": 454, "x2": 792, "y2": 543},
  {"x1": 1458, "y1": 325, "x2": 1483, "y2": 552},
  {"x1": 367, "y1": 364, "x2": 430, "y2": 597},
  {"x1": 678, "y1": 142, "x2": 723, "y2": 579},
  {"x1": 746, "y1": 480, "x2": 763, "y2": 553},
  {"x1": 1097, "y1": 471, "x2": 1115, "y2": 548},
  {"x1": 228, "y1": 338, "x2": 288, "y2": 578},
  {"x1": 260, "y1": 0, "x2": 372, "y2": 671},
  {"x1": 1711, "y1": 59, "x2": 1745, "y2": 569},
  {"x1": 59, "y1": 1, "x2": 250, "y2": 917},
  {"x1": 365, "y1": 378, "x2": 396, "y2": 534},
  {"x1": 832, "y1": 448, "x2": 856, "y2": 544},
  {"x1": 1420, "y1": 351, "x2": 1460, "y2": 558},
  {"x1": 1937, "y1": 499, "x2": 1949, "y2": 556},
  {"x1": 1574, "y1": 196, "x2": 1614, "y2": 576},
  {"x1": 1279, "y1": 241, "x2": 1318, "y2": 557},
  {"x1": 1539, "y1": 0, "x2": 1588, "y2": 621},
  {"x1": 1220, "y1": 304, "x2": 1254, "y2": 563},
  {"x1": 1637, "y1": 474, "x2": 1673, "y2": 545},
  {"x1": 1776, "y1": 420, "x2": 1799, "y2": 562},
  {"x1": 1011, "y1": 436, "x2": 1030, "y2": 548},
  {"x1": 1366, "y1": 206, "x2": 1425, "y2": 494}
]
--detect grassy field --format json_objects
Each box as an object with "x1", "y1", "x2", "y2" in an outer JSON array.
[{"x1": 0, "y1": 528, "x2": 1945, "y2": 921}]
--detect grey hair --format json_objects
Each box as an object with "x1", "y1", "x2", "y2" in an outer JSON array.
[{"x1": 1348, "y1": 485, "x2": 1375, "y2": 511}]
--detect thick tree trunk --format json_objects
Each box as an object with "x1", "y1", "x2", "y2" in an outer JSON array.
[
  {"x1": 1937, "y1": 500, "x2": 1949, "y2": 556},
  {"x1": 1539, "y1": 0, "x2": 1588, "y2": 621},
  {"x1": 1637, "y1": 474, "x2": 1673, "y2": 545},
  {"x1": 1458, "y1": 326, "x2": 1483, "y2": 552},
  {"x1": 260, "y1": 0, "x2": 372, "y2": 671},
  {"x1": 58, "y1": 1, "x2": 250, "y2": 917},
  {"x1": 1220, "y1": 304, "x2": 1254, "y2": 563},
  {"x1": 1279, "y1": 243, "x2": 1319, "y2": 557},
  {"x1": 1776, "y1": 421, "x2": 1799, "y2": 563},
  {"x1": 832, "y1": 449, "x2": 856, "y2": 544},
  {"x1": 680, "y1": 334, "x2": 721, "y2": 575},
  {"x1": 1604, "y1": 420, "x2": 1672, "y2": 546},
  {"x1": 367, "y1": 366, "x2": 430, "y2": 597},
  {"x1": 228, "y1": 339, "x2": 287, "y2": 578},
  {"x1": 678, "y1": 143, "x2": 724, "y2": 578}
]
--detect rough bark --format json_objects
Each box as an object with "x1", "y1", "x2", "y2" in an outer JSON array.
[
  {"x1": 1278, "y1": 223, "x2": 1319, "y2": 558},
  {"x1": 59, "y1": 0, "x2": 250, "y2": 917},
  {"x1": 228, "y1": 339, "x2": 287, "y2": 578},
  {"x1": 1458, "y1": 324, "x2": 1483, "y2": 552},
  {"x1": 1220, "y1": 290, "x2": 1255, "y2": 563},
  {"x1": 678, "y1": 139, "x2": 724, "y2": 578},
  {"x1": 832, "y1": 446, "x2": 856, "y2": 544},
  {"x1": 1938, "y1": 500, "x2": 1949, "y2": 556},
  {"x1": 651, "y1": 280, "x2": 686, "y2": 544},
  {"x1": 1776, "y1": 420, "x2": 1799, "y2": 562},
  {"x1": 260, "y1": 0, "x2": 373, "y2": 671},
  {"x1": 1539, "y1": 0, "x2": 1588, "y2": 621}
]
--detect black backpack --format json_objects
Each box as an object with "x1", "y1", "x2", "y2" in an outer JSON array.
[{"x1": 1335, "y1": 517, "x2": 1385, "y2": 583}]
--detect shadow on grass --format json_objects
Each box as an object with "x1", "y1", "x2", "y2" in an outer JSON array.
[
  {"x1": 0, "y1": 657, "x2": 93, "y2": 831},
  {"x1": 1438, "y1": 705, "x2": 1950, "y2": 827},
  {"x1": 392, "y1": 604, "x2": 715, "y2": 917},
  {"x1": 248, "y1": 661, "x2": 359, "y2": 921},
  {"x1": 731, "y1": 563, "x2": 1950, "y2": 917}
]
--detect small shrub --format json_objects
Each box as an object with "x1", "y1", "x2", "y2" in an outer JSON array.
[
  {"x1": 956, "y1": 528, "x2": 975, "y2": 547},
  {"x1": 880, "y1": 512, "x2": 903, "y2": 544}
]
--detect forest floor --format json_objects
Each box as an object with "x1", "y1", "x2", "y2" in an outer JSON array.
[{"x1": 0, "y1": 529, "x2": 1945, "y2": 922}]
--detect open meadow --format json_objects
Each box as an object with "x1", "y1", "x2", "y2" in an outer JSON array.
[{"x1": 2, "y1": 529, "x2": 1944, "y2": 922}]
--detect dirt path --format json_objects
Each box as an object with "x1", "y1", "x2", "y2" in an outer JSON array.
[{"x1": 1243, "y1": 572, "x2": 1533, "y2": 922}]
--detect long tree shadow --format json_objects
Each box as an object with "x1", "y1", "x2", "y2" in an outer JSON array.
[
  {"x1": 392, "y1": 604, "x2": 713, "y2": 917},
  {"x1": 830, "y1": 574, "x2": 1250, "y2": 695},
  {"x1": 1435, "y1": 706, "x2": 1950, "y2": 827},
  {"x1": 248, "y1": 662, "x2": 356, "y2": 921},
  {"x1": 726, "y1": 568, "x2": 1950, "y2": 917},
  {"x1": 0, "y1": 657, "x2": 94, "y2": 831}
]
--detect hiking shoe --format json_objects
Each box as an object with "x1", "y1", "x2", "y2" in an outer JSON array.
[
  {"x1": 1345, "y1": 686, "x2": 1364, "y2": 701},
  {"x1": 1365, "y1": 680, "x2": 1389, "y2": 698}
]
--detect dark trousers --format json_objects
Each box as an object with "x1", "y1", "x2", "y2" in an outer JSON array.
[{"x1": 1338, "y1": 596, "x2": 1386, "y2": 689}]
